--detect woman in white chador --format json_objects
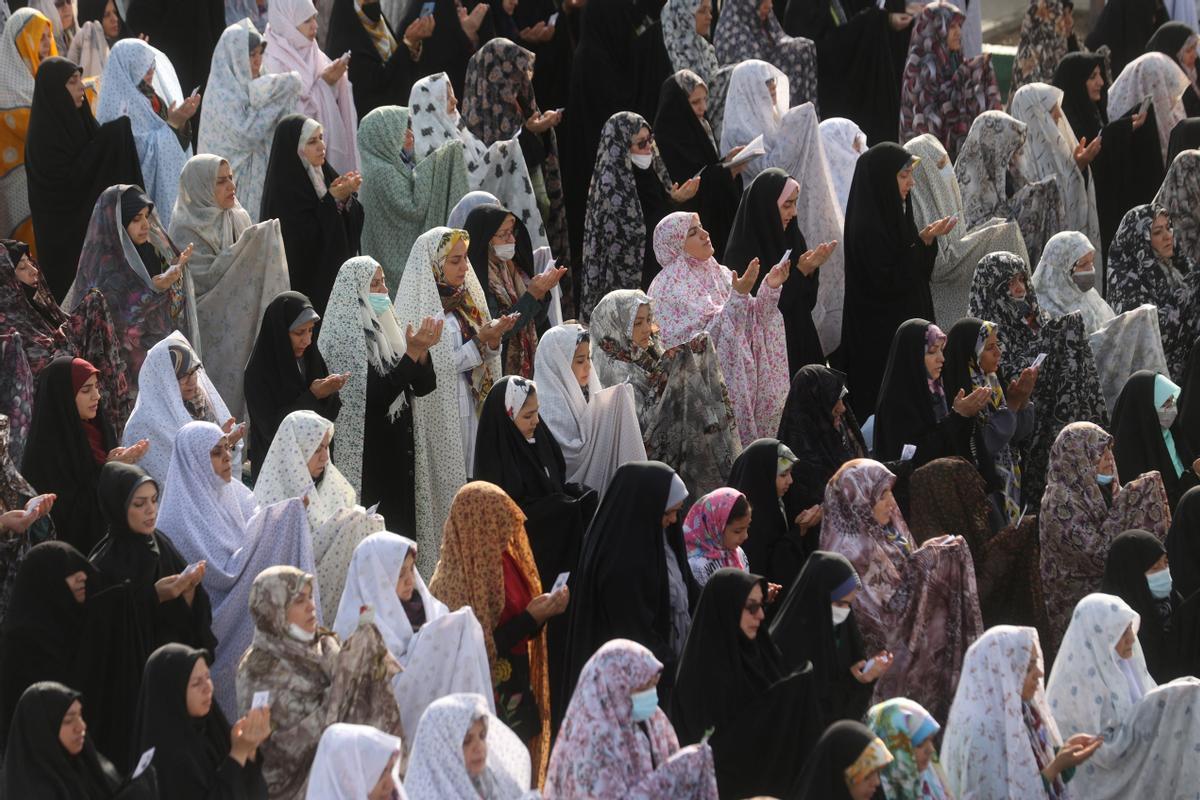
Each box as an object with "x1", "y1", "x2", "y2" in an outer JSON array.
[
  {"x1": 333, "y1": 532, "x2": 493, "y2": 748},
  {"x1": 253, "y1": 409, "x2": 383, "y2": 621},
  {"x1": 1047, "y1": 593, "x2": 1200, "y2": 799},
  {"x1": 306, "y1": 723, "x2": 407, "y2": 800}
]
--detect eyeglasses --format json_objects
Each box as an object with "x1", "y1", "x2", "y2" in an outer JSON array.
[
  {"x1": 743, "y1": 601, "x2": 765, "y2": 616},
  {"x1": 631, "y1": 133, "x2": 654, "y2": 149}
]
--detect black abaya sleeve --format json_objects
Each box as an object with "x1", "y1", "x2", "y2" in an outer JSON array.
[{"x1": 247, "y1": 387, "x2": 342, "y2": 470}]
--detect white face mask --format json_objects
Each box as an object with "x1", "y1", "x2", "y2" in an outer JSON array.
[
  {"x1": 493, "y1": 242, "x2": 517, "y2": 260},
  {"x1": 938, "y1": 161, "x2": 955, "y2": 183},
  {"x1": 630, "y1": 152, "x2": 654, "y2": 169},
  {"x1": 832, "y1": 604, "x2": 851, "y2": 626},
  {"x1": 287, "y1": 622, "x2": 315, "y2": 643}
]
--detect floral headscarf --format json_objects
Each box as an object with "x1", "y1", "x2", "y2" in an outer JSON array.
[
  {"x1": 683, "y1": 488, "x2": 749, "y2": 570},
  {"x1": 712, "y1": 0, "x2": 817, "y2": 109},
  {"x1": 661, "y1": 0, "x2": 719, "y2": 82},
  {"x1": 954, "y1": 111, "x2": 1029, "y2": 229},
  {"x1": 1010, "y1": 0, "x2": 1074, "y2": 93},
  {"x1": 1032, "y1": 230, "x2": 1113, "y2": 333},
  {"x1": 1154, "y1": 149, "x2": 1200, "y2": 259},
  {"x1": 1107, "y1": 52, "x2": 1190, "y2": 163}
]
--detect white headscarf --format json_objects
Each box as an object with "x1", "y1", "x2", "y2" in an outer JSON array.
[
  {"x1": 818, "y1": 117, "x2": 865, "y2": 215},
  {"x1": 1032, "y1": 230, "x2": 1114, "y2": 333},
  {"x1": 1010, "y1": 82, "x2": 1102, "y2": 255},
  {"x1": 941, "y1": 625, "x2": 1062, "y2": 800},
  {"x1": 306, "y1": 723, "x2": 407, "y2": 800},
  {"x1": 121, "y1": 330, "x2": 236, "y2": 485},
  {"x1": 447, "y1": 190, "x2": 500, "y2": 229},
  {"x1": 532, "y1": 324, "x2": 646, "y2": 495},
  {"x1": 198, "y1": 19, "x2": 302, "y2": 224},
  {"x1": 403, "y1": 693, "x2": 534, "y2": 800},
  {"x1": 96, "y1": 38, "x2": 191, "y2": 228},
  {"x1": 391, "y1": 227, "x2": 498, "y2": 577},
  {"x1": 719, "y1": 59, "x2": 786, "y2": 161},
  {"x1": 158, "y1": 419, "x2": 315, "y2": 714},
  {"x1": 1107, "y1": 52, "x2": 1190, "y2": 164},
  {"x1": 408, "y1": 73, "x2": 549, "y2": 251},
  {"x1": 316, "y1": 256, "x2": 407, "y2": 493}
]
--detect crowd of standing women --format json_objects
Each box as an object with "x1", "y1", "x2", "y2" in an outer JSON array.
[{"x1": 2, "y1": 0, "x2": 1200, "y2": 794}]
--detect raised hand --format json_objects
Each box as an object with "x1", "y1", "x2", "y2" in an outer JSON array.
[
  {"x1": 329, "y1": 171, "x2": 362, "y2": 201},
  {"x1": 731, "y1": 258, "x2": 760, "y2": 295},
  {"x1": 951, "y1": 386, "x2": 992, "y2": 417},
  {"x1": 230, "y1": 706, "x2": 272, "y2": 765},
  {"x1": 796, "y1": 240, "x2": 837, "y2": 276},
  {"x1": 670, "y1": 175, "x2": 701, "y2": 202},
  {"x1": 322, "y1": 56, "x2": 349, "y2": 85},
  {"x1": 405, "y1": 316, "x2": 443, "y2": 360},
  {"x1": 167, "y1": 94, "x2": 200, "y2": 128},
  {"x1": 1006, "y1": 366, "x2": 1038, "y2": 412},
  {"x1": 403, "y1": 14, "x2": 435, "y2": 44},
  {"x1": 764, "y1": 255, "x2": 791, "y2": 288},
  {"x1": 107, "y1": 439, "x2": 150, "y2": 464},
  {"x1": 528, "y1": 266, "x2": 567, "y2": 299},
  {"x1": 311, "y1": 372, "x2": 349, "y2": 399},
  {"x1": 919, "y1": 215, "x2": 957, "y2": 245},
  {"x1": 1073, "y1": 135, "x2": 1102, "y2": 170}
]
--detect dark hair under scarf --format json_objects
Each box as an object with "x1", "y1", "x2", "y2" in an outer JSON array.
[
  {"x1": 1052, "y1": 51, "x2": 1109, "y2": 141},
  {"x1": 119, "y1": 187, "x2": 162, "y2": 278}
]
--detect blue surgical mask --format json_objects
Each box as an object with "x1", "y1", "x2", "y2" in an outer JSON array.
[
  {"x1": 1147, "y1": 568, "x2": 1173, "y2": 599},
  {"x1": 630, "y1": 687, "x2": 658, "y2": 722},
  {"x1": 368, "y1": 292, "x2": 392, "y2": 315},
  {"x1": 1096, "y1": 473, "x2": 1115, "y2": 486}
]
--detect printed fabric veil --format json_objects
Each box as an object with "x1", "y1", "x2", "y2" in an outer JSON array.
[
  {"x1": 252, "y1": 409, "x2": 384, "y2": 622},
  {"x1": 95, "y1": 38, "x2": 191, "y2": 228},
  {"x1": 306, "y1": 723, "x2": 405, "y2": 800},
  {"x1": 532, "y1": 324, "x2": 647, "y2": 495},
  {"x1": 198, "y1": 19, "x2": 303, "y2": 224},
  {"x1": 157, "y1": 420, "x2": 314, "y2": 716},
  {"x1": 898, "y1": 1, "x2": 1002, "y2": 160},
  {"x1": 316, "y1": 255, "x2": 406, "y2": 494},
  {"x1": 713, "y1": 0, "x2": 818, "y2": 110},
  {"x1": 683, "y1": 488, "x2": 750, "y2": 584},
  {"x1": 940, "y1": 625, "x2": 1061, "y2": 799},
  {"x1": 63, "y1": 184, "x2": 200, "y2": 391},
  {"x1": 169, "y1": 153, "x2": 291, "y2": 419},
  {"x1": 545, "y1": 639, "x2": 720, "y2": 799},
  {"x1": 865, "y1": 698, "x2": 952, "y2": 800},
  {"x1": 579, "y1": 111, "x2": 673, "y2": 317},
  {"x1": 409, "y1": 73, "x2": 548, "y2": 250},
  {"x1": 1009, "y1": 0, "x2": 1074, "y2": 93},
  {"x1": 818, "y1": 458, "x2": 983, "y2": 723},
  {"x1": 1107, "y1": 52, "x2": 1190, "y2": 164},
  {"x1": 662, "y1": 0, "x2": 719, "y2": 82},
  {"x1": 392, "y1": 227, "x2": 500, "y2": 577},
  {"x1": 905, "y1": 132, "x2": 1029, "y2": 326},
  {"x1": 1155, "y1": 149, "x2": 1200, "y2": 258},
  {"x1": 589, "y1": 289, "x2": 741, "y2": 498},
  {"x1": 648, "y1": 211, "x2": 789, "y2": 444},
  {"x1": 1032, "y1": 230, "x2": 1115, "y2": 333}
]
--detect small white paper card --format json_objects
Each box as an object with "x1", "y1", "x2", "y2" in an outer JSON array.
[
  {"x1": 22, "y1": 494, "x2": 44, "y2": 519},
  {"x1": 132, "y1": 747, "x2": 155, "y2": 779},
  {"x1": 900, "y1": 444, "x2": 917, "y2": 462},
  {"x1": 1030, "y1": 352, "x2": 1047, "y2": 369},
  {"x1": 252, "y1": 691, "x2": 270, "y2": 710},
  {"x1": 365, "y1": 502, "x2": 381, "y2": 516},
  {"x1": 551, "y1": 571, "x2": 570, "y2": 593}
]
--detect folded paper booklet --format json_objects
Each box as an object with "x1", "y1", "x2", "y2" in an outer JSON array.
[{"x1": 726, "y1": 135, "x2": 766, "y2": 168}]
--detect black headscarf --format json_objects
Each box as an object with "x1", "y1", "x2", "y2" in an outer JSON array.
[
  {"x1": 2, "y1": 682, "x2": 123, "y2": 800},
  {"x1": 653, "y1": 71, "x2": 720, "y2": 182},
  {"x1": 1147, "y1": 21, "x2": 1197, "y2": 61},
  {"x1": 941, "y1": 317, "x2": 1006, "y2": 494},
  {"x1": 1101, "y1": 529, "x2": 1185, "y2": 681},
  {"x1": 242, "y1": 291, "x2": 340, "y2": 467},
  {"x1": 1084, "y1": 0, "x2": 1169, "y2": 77},
  {"x1": 839, "y1": 143, "x2": 936, "y2": 418},
  {"x1": 560, "y1": 461, "x2": 696, "y2": 710},
  {"x1": 119, "y1": 187, "x2": 163, "y2": 278},
  {"x1": 1168, "y1": 118, "x2": 1200, "y2": 165},
  {"x1": 123, "y1": 0, "x2": 224, "y2": 100},
  {"x1": 259, "y1": 115, "x2": 363, "y2": 313},
  {"x1": 463, "y1": 204, "x2": 540, "y2": 312},
  {"x1": 1168, "y1": 486, "x2": 1200, "y2": 597},
  {"x1": 326, "y1": 0, "x2": 413, "y2": 118},
  {"x1": 1180, "y1": 341, "x2": 1200, "y2": 477},
  {"x1": 395, "y1": 0, "x2": 490, "y2": 97},
  {"x1": 1111, "y1": 370, "x2": 1198, "y2": 510},
  {"x1": 790, "y1": 719, "x2": 886, "y2": 800},
  {"x1": 21, "y1": 357, "x2": 116, "y2": 554},
  {"x1": 724, "y1": 167, "x2": 821, "y2": 371},
  {"x1": 768, "y1": 551, "x2": 870, "y2": 725},
  {"x1": 131, "y1": 644, "x2": 240, "y2": 800},
  {"x1": 776, "y1": 365, "x2": 867, "y2": 508},
  {"x1": 1053, "y1": 51, "x2": 1109, "y2": 140},
  {"x1": 0, "y1": 542, "x2": 93, "y2": 748},
  {"x1": 728, "y1": 438, "x2": 804, "y2": 588},
  {"x1": 25, "y1": 56, "x2": 143, "y2": 300},
  {"x1": 78, "y1": 0, "x2": 132, "y2": 41}
]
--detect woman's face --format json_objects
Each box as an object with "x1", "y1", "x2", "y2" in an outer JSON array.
[
  {"x1": 297, "y1": 13, "x2": 318, "y2": 40},
  {"x1": 445, "y1": 84, "x2": 458, "y2": 116},
  {"x1": 210, "y1": 435, "x2": 233, "y2": 483},
  {"x1": 740, "y1": 583, "x2": 765, "y2": 640},
  {"x1": 571, "y1": 341, "x2": 591, "y2": 387},
  {"x1": 1096, "y1": 444, "x2": 1115, "y2": 476},
  {"x1": 66, "y1": 72, "x2": 85, "y2": 108},
  {"x1": 871, "y1": 488, "x2": 897, "y2": 526},
  {"x1": 65, "y1": 570, "x2": 87, "y2": 603},
  {"x1": 766, "y1": 78, "x2": 778, "y2": 106},
  {"x1": 1146, "y1": 553, "x2": 1169, "y2": 576},
  {"x1": 1182, "y1": 38, "x2": 1198, "y2": 71},
  {"x1": 289, "y1": 320, "x2": 314, "y2": 358},
  {"x1": 249, "y1": 44, "x2": 265, "y2": 78},
  {"x1": 14, "y1": 254, "x2": 39, "y2": 286},
  {"x1": 661, "y1": 501, "x2": 683, "y2": 528},
  {"x1": 914, "y1": 738, "x2": 936, "y2": 772},
  {"x1": 722, "y1": 507, "x2": 751, "y2": 551},
  {"x1": 1051, "y1": 103, "x2": 1063, "y2": 123},
  {"x1": 514, "y1": 392, "x2": 540, "y2": 439},
  {"x1": 396, "y1": 551, "x2": 417, "y2": 602},
  {"x1": 286, "y1": 581, "x2": 318, "y2": 633},
  {"x1": 58, "y1": 0, "x2": 76, "y2": 29},
  {"x1": 896, "y1": 165, "x2": 915, "y2": 201},
  {"x1": 404, "y1": 123, "x2": 415, "y2": 153},
  {"x1": 1086, "y1": 65, "x2": 1104, "y2": 102},
  {"x1": 186, "y1": 657, "x2": 214, "y2": 718},
  {"x1": 775, "y1": 466, "x2": 793, "y2": 496},
  {"x1": 688, "y1": 84, "x2": 708, "y2": 119},
  {"x1": 848, "y1": 768, "x2": 882, "y2": 800},
  {"x1": 695, "y1": 0, "x2": 713, "y2": 35},
  {"x1": 778, "y1": 186, "x2": 798, "y2": 230},
  {"x1": 441, "y1": 239, "x2": 470, "y2": 287},
  {"x1": 924, "y1": 338, "x2": 945, "y2": 381},
  {"x1": 215, "y1": 162, "x2": 237, "y2": 210},
  {"x1": 370, "y1": 265, "x2": 388, "y2": 296},
  {"x1": 490, "y1": 214, "x2": 517, "y2": 257},
  {"x1": 833, "y1": 587, "x2": 857, "y2": 612},
  {"x1": 757, "y1": 0, "x2": 772, "y2": 21},
  {"x1": 462, "y1": 718, "x2": 488, "y2": 778},
  {"x1": 831, "y1": 396, "x2": 846, "y2": 429},
  {"x1": 59, "y1": 700, "x2": 86, "y2": 757},
  {"x1": 631, "y1": 303, "x2": 655, "y2": 348},
  {"x1": 630, "y1": 126, "x2": 653, "y2": 158},
  {"x1": 38, "y1": 25, "x2": 52, "y2": 59},
  {"x1": 682, "y1": 215, "x2": 714, "y2": 260},
  {"x1": 75, "y1": 374, "x2": 100, "y2": 420},
  {"x1": 142, "y1": 65, "x2": 155, "y2": 85},
  {"x1": 126, "y1": 481, "x2": 159, "y2": 535},
  {"x1": 126, "y1": 206, "x2": 151, "y2": 245},
  {"x1": 1020, "y1": 646, "x2": 1043, "y2": 701},
  {"x1": 1115, "y1": 623, "x2": 1136, "y2": 659},
  {"x1": 1073, "y1": 250, "x2": 1096, "y2": 273},
  {"x1": 978, "y1": 329, "x2": 1001, "y2": 375},
  {"x1": 102, "y1": 0, "x2": 121, "y2": 37},
  {"x1": 1150, "y1": 213, "x2": 1175, "y2": 260},
  {"x1": 303, "y1": 128, "x2": 326, "y2": 167},
  {"x1": 178, "y1": 366, "x2": 200, "y2": 402},
  {"x1": 947, "y1": 21, "x2": 962, "y2": 51},
  {"x1": 307, "y1": 430, "x2": 331, "y2": 479}
]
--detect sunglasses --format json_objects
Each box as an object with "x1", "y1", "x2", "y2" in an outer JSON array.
[
  {"x1": 744, "y1": 601, "x2": 765, "y2": 616},
  {"x1": 631, "y1": 133, "x2": 654, "y2": 149}
]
